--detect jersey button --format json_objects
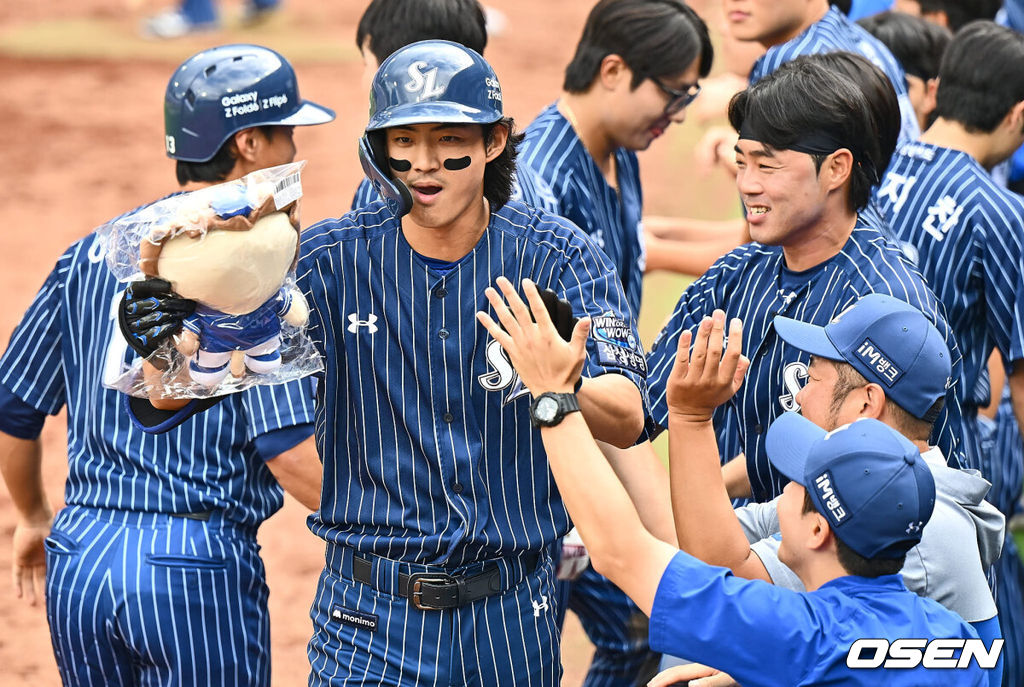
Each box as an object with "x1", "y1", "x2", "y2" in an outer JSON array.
[
  {"x1": 434, "y1": 287, "x2": 447, "y2": 298},
  {"x1": 439, "y1": 328, "x2": 450, "y2": 339},
  {"x1": 442, "y1": 412, "x2": 455, "y2": 423},
  {"x1": 754, "y1": 424, "x2": 764, "y2": 435},
  {"x1": 452, "y1": 482, "x2": 464, "y2": 494}
]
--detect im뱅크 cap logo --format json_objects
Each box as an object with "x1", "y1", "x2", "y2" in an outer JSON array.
[
  {"x1": 855, "y1": 338, "x2": 903, "y2": 387},
  {"x1": 815, "y1": 471, "x2": 848, "y2": 524}
]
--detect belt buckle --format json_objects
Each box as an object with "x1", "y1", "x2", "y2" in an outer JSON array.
[{"x1": 407, "y1": 572, "x2": 454, "y2": 611}]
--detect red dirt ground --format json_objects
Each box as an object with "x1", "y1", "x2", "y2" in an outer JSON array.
[{"x1": 0, "y1": 1, "x2": 737, "y2": 684}]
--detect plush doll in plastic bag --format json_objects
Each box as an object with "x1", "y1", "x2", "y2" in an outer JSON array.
[
  {"x1": 102, "y1": 162, "x2": 321, "y2": 398},
  {"x1": 140, "y1": 183, "x2": 308, "y2": 387}
]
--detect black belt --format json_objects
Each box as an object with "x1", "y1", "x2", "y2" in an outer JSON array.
[{"x1": 352, "y1": 552, "x2": 539, "y2": 611}]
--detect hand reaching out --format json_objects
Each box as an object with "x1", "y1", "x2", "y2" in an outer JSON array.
[{"x1": 666, "y1": 309, "x2": 748, "y2": 423}]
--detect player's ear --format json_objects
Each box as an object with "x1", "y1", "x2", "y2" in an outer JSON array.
[
  {"x1": 598, "y1": 53, "x2": 628, "y2": 92},
  {"x1": 808, "y1": 513, "x2": 833, "y2": 552},
  {"x1": 1003, "y1": 100, "x2": 1024, "y2": 134},
  {"x1": 484, "y1": 123, "x2": 509, "y2": 163},
  {"x1": 860, "y1": 383, "x2": 886, "y2": 420},
  {"x1": 232, "y1": 127, "x2": 262, "y2": 163},
  {"x1": 822, "y1": 149, "x2": 853, "y2": 194}
]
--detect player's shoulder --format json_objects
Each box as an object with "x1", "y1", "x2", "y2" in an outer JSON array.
[
  {"x1": 520, "y1": 104, "x2": 584, "y2": 176},
  {"x1": 491, "y1": 199, "x2": 608, "y2": 262},
  {"x1": 902, "y1": 143, "x2": 1024, "y2": 217},
  {"x1": 702, "y1": 241, "x2": 781, "y2": 281},
  {"x1": 300, "y1": 202, "x2": 398, "y2": 256}
]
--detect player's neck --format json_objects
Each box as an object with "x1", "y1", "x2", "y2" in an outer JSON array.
[
  {"x1": 401, "y1": 197, "x2": 490, "y2": 262},
  {"x1": 780, "y1": 206, "x2": 857, "y2": 272},
  {"x1": 760, "y1": 1, "x2": 830, "y2": 49},
  {"x1": 920, "y1": 118, "x2": 1003, "y2": 170},
  {"x1": 559, "y1": 93, "x2": 617, "y2": 181},
  {"x1": 798, "y1": 553, "x2": 850, "y2": 592}
]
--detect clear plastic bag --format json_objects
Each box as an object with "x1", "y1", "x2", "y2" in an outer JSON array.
[{"x1": 99, "y1": 161, "x2": 322, "y2": 399}]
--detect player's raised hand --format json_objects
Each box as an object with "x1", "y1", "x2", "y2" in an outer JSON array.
[
  {"x1": 476, "y1": 277, "x2": 591, "y2": 396},
  {"x1": 666, "y1": 309, "x2": 748, "y2": 422},
  {"x1": 12, "y1": 516, "x2": 50, "y2": 607}
]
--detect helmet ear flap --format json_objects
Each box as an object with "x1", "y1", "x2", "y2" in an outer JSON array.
[{"x1": 358, "y1": 132, "x2": 413, "y2": 218}]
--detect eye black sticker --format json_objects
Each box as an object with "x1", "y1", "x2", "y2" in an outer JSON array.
[
  {"x1": 443, "y1": 156, "x2": 472, "y2": 170},
  {"x1": 388, "y1": 158, "x2": 412, "y2": 172}
]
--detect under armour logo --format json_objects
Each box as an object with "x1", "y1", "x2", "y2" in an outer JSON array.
[
  {"x1": 906, "y1": 521, "x2": 923, "y2": 534},
  {"x1": 532, "y1": 595, "x2": 549, "y2": 617},
  {"x1": 347, "y1": 313, "x2": 379, "y2": 334}
]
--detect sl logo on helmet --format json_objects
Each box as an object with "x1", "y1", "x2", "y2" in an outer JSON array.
[{"x1": 405, "y1": 61, "x2": 444, "y2": 99}]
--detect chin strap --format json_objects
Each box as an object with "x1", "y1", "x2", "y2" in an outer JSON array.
[{"x1": 358, "y1": 136, "x2": 413, "y2": 218}]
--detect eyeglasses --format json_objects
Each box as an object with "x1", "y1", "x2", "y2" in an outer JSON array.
[{"x1": 651, "y1": 78, "x2": 702, "y2": 116}]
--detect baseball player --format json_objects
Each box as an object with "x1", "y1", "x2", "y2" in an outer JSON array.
[
  {"x1": 0, "y1": 44, "x2": 332, "y2": 686},
  {"x1": 661, "y1": 297, "x2": 1005, "y2": 687},
  {"x1": 641, "y1": 58, "x2": 969, "y2": 505},
  {"x1": 514, "y1": 1, "x2": 712, "y2": 683},
  {"x1": 350, "y1": 0, "x2": 487, "y2": 211},
  {"x1": 856, "y1": 10, "x2": 951, "y2": 133},
  {"x1": 476, "y1": 279, "x2": 986, "y2": 687},
  {"x1": 122, "y1": 40, "x2": 649, "y2": 685},
  {"x1": 873, "y1": 22, "x2": 1024, "y2": 687}
]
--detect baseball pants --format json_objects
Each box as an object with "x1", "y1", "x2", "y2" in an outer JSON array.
[
  {"x1": 45, "y1": 505, "x2": 269, "y2": 687},
  {"x1": 307, "y1": 543, "x2": 561, "y2": 686}
]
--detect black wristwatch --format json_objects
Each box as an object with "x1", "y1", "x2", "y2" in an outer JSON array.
[{"x1": 529, "y1": 392, "x2": 581, "y2": 428}]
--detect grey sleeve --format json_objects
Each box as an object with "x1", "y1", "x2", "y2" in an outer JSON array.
[
  {"x1": 735, "y1": 497, "x2": 782, "y2": 543},
  {"x1": 750, "y1": 537, "x2": 806, "y2": 592}
]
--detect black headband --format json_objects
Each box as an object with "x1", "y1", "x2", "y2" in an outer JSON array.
[{"x1": 738, "y1": 117, "x2": 879, "y2": 185}]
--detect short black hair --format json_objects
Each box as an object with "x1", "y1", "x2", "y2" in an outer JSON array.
[
  {"x1": 790, "y1": 52, "x2": 900, "y2": 182},
  {"x1": 827, "y1": 359, "x2": 939, "y2": 442},
  {"x1": 857, "y1": 11, "x2": 951, "y2": 82},
  {"x1": 563, "y1": 0, "x2": 713, "y2": 93},
  {"x1": 830, "y1": 0, "x2": 852, "y2": 14},
  {"x1": 356, "y1": 0, "x2": 488, "y2": 64},
  {"x1": 801, "y1": 490, "x2": 906, "y2": 577},
  {"x1": 934, "y1": 21, "x2": 1024, "y2": 134},
  {"x1": 728, "y1": 60, "x2": 881, "y2": 213},
  {"x1": 175, "y1": 125, "x2": 276, "y2": 186},
  {"x1": 918, "y1": 0, "x2": 1001, "y2": 32}
]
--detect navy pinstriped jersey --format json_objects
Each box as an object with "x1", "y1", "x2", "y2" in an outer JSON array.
[
  {"x1": 645, "y1": 223, "x2": 969, "y2": 502},
  {"x1": 750, "y1": 5, "x2": 920, "y2": 144},
  {"x1": 0, "y1": 203, "x2": 316, "y2": 527},
  {"x1": 351, "y1": 166, "x2": 560, "y2": 215},
  {"x1": 518, "y1": 104, "x2": 645, "y2": 316},
  {"x1": 876, "y1": 141, "x2": 1024, "y2": 411},
  {"x1": 297, "y1": 199, "x2": 647, "y2": 567}
]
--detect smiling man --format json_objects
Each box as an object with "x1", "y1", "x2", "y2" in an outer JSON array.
[{"x1": 643, "y1": 57, "x2": 969, "y2": 504}]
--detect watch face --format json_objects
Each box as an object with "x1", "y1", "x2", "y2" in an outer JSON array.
[{"x1": 535, "y1": 396, "x2": 559, "y2": 423}]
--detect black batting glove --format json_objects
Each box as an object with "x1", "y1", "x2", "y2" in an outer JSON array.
[
  {"x1": 118, "y1": 278, "x2": 196, "y2": 358},
  {"x1": 537, "y1": 287, "x2": 578, "y2": 343}
]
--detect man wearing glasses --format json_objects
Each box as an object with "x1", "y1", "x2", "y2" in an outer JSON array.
[{"x1": 515, "y1": 1, "x2": 713, "y2": 685}]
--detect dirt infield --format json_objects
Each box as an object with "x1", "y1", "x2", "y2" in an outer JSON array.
[{"x1": 0, "y1": 1, "x2": 738, "y2": 684}]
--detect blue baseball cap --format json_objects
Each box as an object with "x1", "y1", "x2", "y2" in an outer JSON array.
[
  {"x1": 767, "y1": 413, "x2": 936, "y2": 559},
  {"x1": 773, "y1": 293, "x2": 950, "y2": 421}
]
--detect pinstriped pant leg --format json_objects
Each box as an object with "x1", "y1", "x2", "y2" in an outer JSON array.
[
  {"x1": 307, "y1": 564, "x2": 446, "y2": 686},
  {"x1": 569, "y1": 566, "x2": 658, "y2": 687},
  {"x1": 996, "y1": 537, "x2": 1024, "y2": 687},
  {"x1": 117, "y1": 516, "x2": 270, "y2": 687},
  {"x1": 452, "y1": 553, "x2": 561, "y2": 687},
  {"x1": 45, "y1": 507, "x2": 133, "y2": 686}
]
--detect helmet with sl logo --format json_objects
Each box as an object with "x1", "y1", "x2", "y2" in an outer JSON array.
[{"x1": 358, "y1": 40, "x2": 504, "y2": 217}]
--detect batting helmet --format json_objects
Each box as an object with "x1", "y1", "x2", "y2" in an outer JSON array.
[
  {"x1": 358, "y1": 40, "x2": 504, "y2": 217},
  {"x1": 165, "y1": 44, "x2": 335, "y2": 163}
]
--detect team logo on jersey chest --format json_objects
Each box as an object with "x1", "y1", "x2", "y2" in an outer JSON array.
[
  {"x1": 778, "y1": 361, "x2": 808, "y2": 412},
  {"x1": 478, "y1": 339, "x2": 529, "y2": 405}
]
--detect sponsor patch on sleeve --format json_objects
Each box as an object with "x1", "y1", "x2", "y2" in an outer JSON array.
[{"x1": 591, "y1": 315, "x2": 647, "y2": 375}]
